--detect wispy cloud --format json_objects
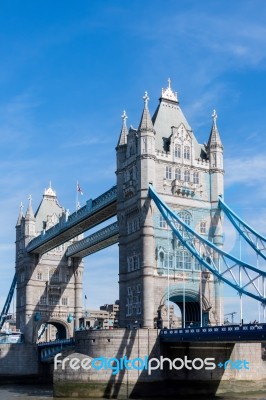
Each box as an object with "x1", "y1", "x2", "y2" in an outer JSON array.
[{"x1": 225, "y1": 155, "x2": 266, "y2": 187}]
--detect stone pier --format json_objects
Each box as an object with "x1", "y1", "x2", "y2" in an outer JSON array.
[{"x1": 53, "y1": 329, "x2": 266, "y2": 398}]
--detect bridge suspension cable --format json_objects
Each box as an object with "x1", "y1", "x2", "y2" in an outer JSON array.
[
  {"x1": 149, "y1": 186, "x2": 266, "y2": 305},
  {"x1": 219, "y1": 196, "x2": 266, "y2": 262}
]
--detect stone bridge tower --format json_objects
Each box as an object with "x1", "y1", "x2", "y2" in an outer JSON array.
[
  {"x1": 116, "y1": 81, "x2": 224, "y2": 329},
  {"x1": 15, "y1": 186, "x2": 83, "y2": 343}
]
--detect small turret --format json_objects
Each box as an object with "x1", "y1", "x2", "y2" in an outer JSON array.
[
  {"x1": 207, "y1": 110, "x2": 223, "y2": 170},
  {"x1": 138, "y1": 92, "x2": 155, "y2": 134},
  {"x1": 24, "y1": 195, "x2": 36, "y2": 239},
  {"x1": 117, "y1": 110, "x2": 128, "y2": 147},
  {"x1": 137, "y1": 91, "x2": 156, "y2": 189},
  {"x1": 116, "y1": 110, "x2": 129, "y2": 168},
  {"x1": 16, "y1": 202, "x2": 24, "y2": 227},
  {"x1": 138, "y1": 92, "x2": 155, "y2": 158}
]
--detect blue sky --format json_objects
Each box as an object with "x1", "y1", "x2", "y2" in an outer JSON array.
[{"x1": 0, "y1": 0, "x2": 266, "y2": 322}]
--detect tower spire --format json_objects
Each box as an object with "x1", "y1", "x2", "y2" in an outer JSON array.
[
  {"x1": 25, "y1": 194, "x2": 34, "y2": 220},
  {"x1": 117, "y1": 110, "x2": 128, "y2": 146},
  {"x1": 138, "y1": 91, "x2": 155, "y2": 133},
  {"x1": 16, "y1": 202, "x2": 24, "y2": 226},
  {"x1": 208, "y1": 109, "x2": 223, "y2": 150}
]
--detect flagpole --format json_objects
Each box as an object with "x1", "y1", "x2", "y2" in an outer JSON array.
[
  {"x1": 76, "y1": 180, "x2": 79, "y2": 211},
  {"x1": 76, "y1": 181, "x2": 83, "y2": 211}
]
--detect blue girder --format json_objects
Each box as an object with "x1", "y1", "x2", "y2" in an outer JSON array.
[
  {"x1": 149, "y1": 186, "x2": 266, "y2": 304},
  {"x1": 219, "y1": 196, "x2": 266, "y2": 261},
  {"x1": 0, "y1": 273, "x2": 16, "y2": 329}
]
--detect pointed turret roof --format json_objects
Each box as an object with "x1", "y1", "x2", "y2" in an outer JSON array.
[
  {"x1": 34, "y1": 183, "x2": 64, "y2": 234},
  {"x1": 25, "y1": 195, "x2": 35, "y2": 221},
  {"x1": 207, "y1": 110, "x2": 223, "y2": 150},
  {"x1": 117, "y1": 110, "x2": 128, "y2": 146},
  {"x1": 16, "y1": 202, "x2": 24, "y2": 226},
  {"x1": 138, "y1": 91, "x2": 155, "y2": 133},
  {"x1": 152, "y1": 79, "x2": 205, "y2": 157}
]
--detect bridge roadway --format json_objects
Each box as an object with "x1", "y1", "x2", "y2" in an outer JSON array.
[
  {"x1": 160, "y1": 323, "x2": 266, "y2": 342},
  {"x1": 27, "y1": 186, "x2": 117, "y2": 255}
]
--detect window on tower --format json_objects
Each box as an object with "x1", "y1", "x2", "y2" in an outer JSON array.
[
  {"x1": 165, "y1": 166, "x2": 172, "y2": 180},
  {"x1": 61, "y1": 297, "x2": 68, "y2": 306},
  {"x1": 184, "y1": 146, "x2": 190, "y2": 160},
  {"x1": 37, "y1": 271, "x2": 42, "y2": 281},
  {"x1": 200, "y1": 221, "x2": 207, "y2": 234},
  {"x1": 39, "y1": 295, "x2": 46, "y2": 305},
  {"x1": 159, "y1": 215, "x2": 167, "y2": 229},
  {"x1": 193, "y1": 171, "x2": 199, "y2": 184},
  {"x1": 178, "y1": 211, "x2": 191, "y2": 226},
  {"x1": 49, "y1": 295, "x2": 60, "y2": 305},
  {"x1": 174, "y1": 144, "x2": 181, "y2": 158},
  {"x1": 184, "y1": 170, "x2": 190, "y2": 182},
  {"x1": 175, "y1": 168, "x2": 181, "y2": 180},
  {"x1": 50, "y1": 270, "x2": 60, "y2": 283}
]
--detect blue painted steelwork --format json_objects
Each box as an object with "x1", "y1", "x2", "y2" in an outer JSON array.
[
  {"x1": 37, "y1": 323, "x2": 48, "y2": 340},
  {"x1": 38, "y1": 338, "x2": 75, "y2": 361},
  {"x1": 66, "y1": 221, "x2": 118, "y2": 258},
  {"x1": 0, "y1": 273, "x2": 16, "y2": 329},
  {"x1": 27, "y1": 185, "x2": 117, "y2": 254},
  {"x1": 160, "y1": 323, "x2": 266, "y2": 342},
  {"x1": 149, "y1": 186, "x2": 266, "y2": 304},
  {"x1": 219, "y1": 196, "x2": 266, "y2": 261}
]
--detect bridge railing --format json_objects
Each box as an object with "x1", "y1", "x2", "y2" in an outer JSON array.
[
  {"x1": 38, "y1": 338, "x2": 75, "y2": 362},
  {"x1": 27, "y1": 185, "x2": 117, "y2": 252},
  {"x1": 160, "y1": 323, "x2": 266, "y2": 341},
  {"x1": 38, "y1": 337, "x2": 74, "y2": 348}
]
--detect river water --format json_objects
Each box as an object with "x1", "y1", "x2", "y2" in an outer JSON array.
[{"x1": 1, "y1": 385, "x2": 266, "y2": 400}]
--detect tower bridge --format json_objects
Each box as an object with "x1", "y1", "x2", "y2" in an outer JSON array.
[
  {"x1": 2, "y1": 80, "x2": 266, "y2": 340},
  {"x1": 1, "y1": 80, "x2": 266, "y2": 397}
]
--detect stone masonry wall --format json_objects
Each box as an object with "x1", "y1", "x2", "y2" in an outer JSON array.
[
  {"x1": 0, "y1": 343, "x2": 39, "y2": 376},
  {"x1": 53, "y1": 329, "x2": 266, "y2": 398}
]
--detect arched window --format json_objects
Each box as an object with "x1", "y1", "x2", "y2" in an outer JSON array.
[
  {"x1": 175, "y1": 168, "x2": 181, "y2": 180},
  {"x1": 178, "y1": 211, "x2": 191, "y2": 226},
  {"x1": 159, "y1": 250, "x2": 165, "y2": 269},
  {"x1": 184, "y1": 146, "x2": 190, "y2": 160},
  {"x1": 184, "y1": 170, "x2": 190, "y2": 182},
  {"x1": 165, "y1": 166, "x2": 172, "y2": 179},
  {"x1": 174, "y1": 144, "x2": 181, "y2": 158}
]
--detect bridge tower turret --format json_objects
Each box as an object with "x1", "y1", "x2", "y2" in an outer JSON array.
[
  {"x1": 15, "y1": 186, "x2": 83, "y2": 343},
  {"x1": 207, "y1": 110, "x2": 224, "y2": 324},
  {"x1": 116, "y1": 81, "x2": 224, "y2": 329}
]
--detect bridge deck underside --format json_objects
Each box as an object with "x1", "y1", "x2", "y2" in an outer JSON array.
[
  {"x1": 28, "y1": 202, "x2": 117, "y2": 254},
  {"x1": 67, "y1": 234, "x2": 119, "y2": 258}
]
